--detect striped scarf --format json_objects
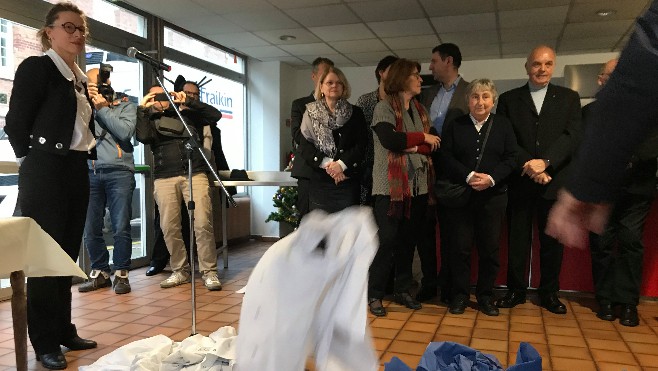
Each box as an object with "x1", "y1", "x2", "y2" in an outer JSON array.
[{"x1": 387, "y1": 95, "x2": 434, "y2": 218}]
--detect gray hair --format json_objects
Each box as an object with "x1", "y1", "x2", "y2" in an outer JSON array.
[{"x1": 465, "y1": 78, "x2": 498, "y2": 104}]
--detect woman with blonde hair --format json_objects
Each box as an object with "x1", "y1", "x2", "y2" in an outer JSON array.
[
  {"x1": 298, "y1": 66, "x2": 367, "y2": 213},
  {"x1": 5, "y1": 2, "x2": 98, "y2": 368}
]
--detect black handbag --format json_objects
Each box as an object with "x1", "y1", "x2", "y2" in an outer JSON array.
[{"x1": 435, "y1": 118, "x2": 494, "y2": 208}]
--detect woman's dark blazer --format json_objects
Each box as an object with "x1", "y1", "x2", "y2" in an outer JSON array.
[
  {"x1": 440, "y1": 113, "x2": 518, "y2": 193},
  {"x1": 298, "y1": 105, "x2": 368, "y2": 181},
  {"x1": 5, "y1": 55, "x2": 96, "y2": 159}
]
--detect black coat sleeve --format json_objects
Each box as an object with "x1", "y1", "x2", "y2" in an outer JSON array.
[
  {"x1": 5, "y1": 57, "x2": 50, "y2": 158},
  {"x1": 568, "y1": 0, "x2": 658, "y2": 202}
]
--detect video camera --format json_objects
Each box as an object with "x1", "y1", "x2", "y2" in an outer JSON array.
[{"x1": 97, "y1": 63, "x2": 115, "y2": 102}]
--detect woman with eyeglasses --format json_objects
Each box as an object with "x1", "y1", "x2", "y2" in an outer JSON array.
[
  {"x1": 298, "y1": 66, "x2": 367, "y2": 213},
  {"x1": 5, "y1": 2, "x2": 97, "y2": 368},
  {"x1": 367, "y1": 59, "x2": 440, "y2": 317}
]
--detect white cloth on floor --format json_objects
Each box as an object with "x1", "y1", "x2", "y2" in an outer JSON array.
[
  {"x1": 79, "y1": 326, "x2": 236, "y2": 371},
  {"x1": 235, "y1": 206, "x2": 379, "y2": 371}
]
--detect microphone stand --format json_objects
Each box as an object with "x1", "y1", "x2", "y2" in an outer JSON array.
[{"x1": 153, "y1": 69, "x2": 236, "y2": 335}]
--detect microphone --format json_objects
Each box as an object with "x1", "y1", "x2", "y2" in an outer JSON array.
[{"x1": 126, "y1": 47, "x2": 171, "y2": 72}]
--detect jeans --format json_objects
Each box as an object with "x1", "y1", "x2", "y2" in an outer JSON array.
[{"x1": 83, "y1": 167, "x2": 136, "y2": 272}]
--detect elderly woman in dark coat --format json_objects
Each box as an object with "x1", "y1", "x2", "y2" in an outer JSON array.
[{"x1": 440, "y1": 79, "x2": 518, "y2": 316}]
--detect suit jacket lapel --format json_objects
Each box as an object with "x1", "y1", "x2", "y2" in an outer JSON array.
[{"x1": 519, "y1": 83, "x2": 539, "y2": 116}]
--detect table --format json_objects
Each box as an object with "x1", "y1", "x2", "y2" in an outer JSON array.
[
  {"x1": 214, "y1": 171, "x2": 297, "y2": 268},
  {"x1": 0, "y1": 217, "x2": 87, "y2": 371}
]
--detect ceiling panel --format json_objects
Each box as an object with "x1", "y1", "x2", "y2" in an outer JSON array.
[
  {"x1": 497, "y1": 0, "x2": 571, "y2": 11},
  {"x1": 499, "y1": 6, "x2": 569, "y2": 29},
  {"x1": 502, "y1": 41, "x2": 558, "y2": 56},
  {"x1": 267, "y1": 0, "x2": 341, "y2": 9},
  {"x1": 348, "y1": 0, "x2": 426, "y2": 22},
  {"x1": 500, "y1": 26, "x2": 563, "y2": 43},
  {"x1": 237, "y1": 45, "x2": 290, "y2": 58},
  {"x1": 438, "y1": 30, "x2": 500, "y2": 46},
  {"x1": 298, "y1": 54, "x2": 358, "y2": 66},
  {"x1": 278, "y1": 42, "x2": 338, "y2": 55},
  {"x1": 205, "y1": 32, "x2": 271, "y2": 48},
  {"x1": 226, "y1": 10, "x2": 299, "y2": 32},
  {"x1": 568, "y1": 0, "x2": 649, "y2": 22},
  {"x1": 254, "y1": 28, "x2": 322, "y2": 45},
  {"x1": 430, "y1": 13, "x2": 497, "y2": 33},
  {"x1": 284, "y1": 5, "x2": 360, "y2": 27},
  {"x1": 193, "y1": 0, "x2": 276, "y2": 14},
  {"x1": 559, "y1": 35, "x2": 623, "y2": 51},
  {"x1": 367, "y1": 19, "x2": 433, "y2": 38},
  {"x1": 419, "y1": 0, "x2": 496, "y2": 17},
  {"x1": 562, "y1": 20, "x2": 635, "y2": 39},
  {"x1": 308, "y1": 24, "x2": 376, "y2": 42},
  {"x1": 348, "y1": 51, "x2": 394, "y2": 64},
  {"x1": 332, "y1": 39, "x2": 389, "y2": 53},
  {"x1": 183, "y1": 15, "x2": 245, "y2": 35},
  {"x1": 381, "y1": 35, "x2": 439, "y2": 50},
  {"x1": 394, "y1": 48, "x2": 433, "y2": 61}
]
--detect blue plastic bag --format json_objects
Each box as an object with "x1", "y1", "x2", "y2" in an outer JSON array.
[
  {"x1": 384, "y1": 356, "x2": 413, "y2": 371},
  {"x1": 417, "y1": 342, "x2": 503, "y2": 371},
  {"x1": 507, "y1": 342, "x2": 542, "y2": 371}
]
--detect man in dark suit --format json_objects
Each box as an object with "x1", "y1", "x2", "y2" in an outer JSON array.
[
  {"x1": 496, "y1": 45, "x2": 582, "y2": 314},
  {"x1": 416, "y1": 43, "x2": 470, "y2": 303},
  {"x1": 290, "y1": 57, "x2": 334, "y2": 219},
  {"x1": 585, "y1": 59, "x2": 657, "y2": 327}
]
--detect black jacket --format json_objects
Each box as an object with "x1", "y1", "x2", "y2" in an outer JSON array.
[
  {"x1": 6, "y1": 55, "x2": 96, "y2": 159},
  {"x1": 136, "y1": 100, "x2": 221, "y2": 179},
  {"x1": 441, "y1": 114, "x2": 518, "y2": 193},
  {"x1": 582, "y1": 102, "x2": 657, "y2": 197},
  {"x1": 290, "y1": 94, "x2": 315, "y2": 178},
  {"x1": 298, "y1": 105, "x2": 368, "y2": 182},
  {"x1": 496, "y1": 83, "x2": 582, "y2": 200}
]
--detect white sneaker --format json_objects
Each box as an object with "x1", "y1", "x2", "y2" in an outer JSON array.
[
  {"x1": 202, "y1": 271, "x2": 222, "y2": 291},
  {"x1": 160, "y1": 271, "x2": 191, "y2": 288}
]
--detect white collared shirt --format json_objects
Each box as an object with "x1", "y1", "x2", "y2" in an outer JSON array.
[
  {"x1": 45, "y1": 49, "x2": 96, "y2": 152},
  {"x1": 528, "y1": 81, "x2": 548, "y2": 114}
]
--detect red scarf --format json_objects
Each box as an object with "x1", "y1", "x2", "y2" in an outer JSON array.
[{"x1": 387, "y1": 96, "x2": 434, "y2": 218}]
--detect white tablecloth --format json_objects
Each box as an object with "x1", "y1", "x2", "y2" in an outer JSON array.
[{"x1": 0, "y1": 217, "x2": 86, "y2": 279}]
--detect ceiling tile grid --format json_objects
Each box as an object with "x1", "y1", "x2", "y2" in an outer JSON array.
[{"x1": 121, "y1": 0, "x2": 650, "y2": 68}]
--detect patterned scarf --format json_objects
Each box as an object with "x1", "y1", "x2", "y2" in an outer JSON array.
[
  {"x1": 304, "y1": 98, "x2": 353, "y2": 157},
  {"x1": 387, "y1": 95, "x2": 434, "y2": 218}
]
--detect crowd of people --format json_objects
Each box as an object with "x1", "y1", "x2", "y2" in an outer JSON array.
[
  {"x1": 5, "y1": 0, "x2": 658, "y2": 369},
  {"x1": 289, "y1": 40, "x2": 656, "y2": 332}
]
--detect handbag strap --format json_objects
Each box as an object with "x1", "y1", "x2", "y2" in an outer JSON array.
[{"x1": 474, "y1": 116, "x2": 494, "y2": 172}]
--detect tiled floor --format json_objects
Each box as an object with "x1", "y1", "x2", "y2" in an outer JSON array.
[{"x1": 1, "y1": 240, "x2": 658, "y2": 370}]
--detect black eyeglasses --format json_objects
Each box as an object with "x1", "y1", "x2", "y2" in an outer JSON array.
[
  {"x1": 184, "y1": 91, "x2": 200, "y2": 97},
  {"x1": 51, "y1": 22, "x2": 87, "y2": 35}
]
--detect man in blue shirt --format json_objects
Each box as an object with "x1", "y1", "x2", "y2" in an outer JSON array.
[{"x1": 417, "y1": 43, "x2": 470, "y2": 304}]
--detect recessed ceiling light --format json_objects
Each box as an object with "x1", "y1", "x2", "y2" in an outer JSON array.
[
  {"x1": 596, "y1": 9, "x2": 617, "y2": 17},
  {"x1": 279, "y1": 35, "x2": 296, "y2": 41}
]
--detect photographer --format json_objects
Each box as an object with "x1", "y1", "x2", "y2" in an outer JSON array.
[
  {"x1": 79, "y1": 65, "x2": 137, "y2": 295},
  {"x1": 136, "y1": 85, "x2": 222, "y2": 290}
]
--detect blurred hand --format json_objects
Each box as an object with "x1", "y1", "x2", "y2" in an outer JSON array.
[
  {"x1": 91, "y1": 93, "x2": 109, "y2": 110},
  {"x1": 87, "y1": 82, "x2": 99, "y2": 98},
  {"x1": 546, "y1": 189, "x2": 611, "y2": 248},
  {"x1": 171, "y1": 91, "x2": 187, "y2": 104},
  {"x1": 403, "y1": 146, "x2": 417, "y2": 153}
]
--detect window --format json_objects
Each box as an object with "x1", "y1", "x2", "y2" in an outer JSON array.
[
  {"x1": 0, "y1": 19, "x2": 14, "y2": 79},
  {"x1": 164, "y1": 27, "x2": 245, "y2": 74},
  {"x1": 163, "y1": 59, "x2": 246, "y2": 172},
  {"x1": 43, "y1": 0, "x2": 147, "y2": 37}
]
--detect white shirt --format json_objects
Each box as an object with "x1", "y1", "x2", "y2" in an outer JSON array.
[
  {"x1": 45, "y1": 49, "x2": 96, "y2": 152},
  {"x1": 528, "y1": 81, "x2": 548, "y2": 114}
]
